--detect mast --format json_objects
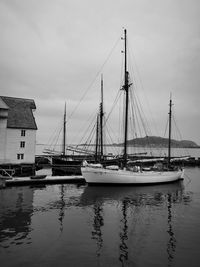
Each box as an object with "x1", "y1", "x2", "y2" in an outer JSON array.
[
  {"x1": 168, "y1": 95, "x2": 172, "y2": 167},
  {"x1": 63, "y1": 102, "x2": 66, "y2": 156},
  {"x1": 100, "y1": 74, "x2": 104, "y2": 158},
  {"x1": 95, "y1": 114, "x2": 99, "y2": 162},
  {"x1": 123, "y1": 29, "x2": 129, "y2": 168}
]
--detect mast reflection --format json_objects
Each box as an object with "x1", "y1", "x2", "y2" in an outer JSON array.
[
  {"x1": 119, "y1": 199, "x2": 129, "y2": 266},
  {"x1": 166, "y1": 193, "x2": 176, "y2": 265},
  {"x1": 91, "y1": 202, "x2": 104, "y2": 257},
  {"x1": 80, "y1": 181, "x2": 190, "y2": 266},
  {"x1": 58, "y1": 184, "x2": 65, "y2": 232}
]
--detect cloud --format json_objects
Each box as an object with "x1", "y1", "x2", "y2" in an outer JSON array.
[{"x1": 0, "y1": 0, "x2": 200, "y2": 146}]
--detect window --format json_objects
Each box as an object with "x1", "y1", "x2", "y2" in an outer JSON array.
[
  {"x1": 20, "y1": 141, "x2": 25, "y2": 148},
  {"x1": 21, "y1": 130, "x2": 26, "y2": 137},
  {"x1": 17, "y1": 154, "x2": 24, "y2": 160}
]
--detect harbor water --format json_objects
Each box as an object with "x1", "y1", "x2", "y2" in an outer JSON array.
[{"x1": 0, "y1": 167, "x2": 200, "y2": 267}]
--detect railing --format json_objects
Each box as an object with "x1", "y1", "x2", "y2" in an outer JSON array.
[{"x1": 0, "y1": 168, "x2": 15, "y2": 178}]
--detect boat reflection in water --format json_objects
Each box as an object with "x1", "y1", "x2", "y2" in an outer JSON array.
[
  {"x1": 0, "y1": 180, "x2": 194, "y2": 267},
  {"x1": 80, "y1": 181, "x2": 186, "y2": 266}
]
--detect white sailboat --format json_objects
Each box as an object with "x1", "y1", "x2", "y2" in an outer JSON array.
[{"x1": 81, "y1": 29, "x2": 184, "y2": 184}]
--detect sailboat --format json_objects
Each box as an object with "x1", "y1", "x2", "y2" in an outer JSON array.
[
  {"x1": 49, "y1": 87, "x2": 113, "y2": 176},
  {"x1": 81, "y1": 29, "x2": 184, "y2": 184},
  {"x1": 49, "y1": 103, "x2": 95, "y2": 176}
]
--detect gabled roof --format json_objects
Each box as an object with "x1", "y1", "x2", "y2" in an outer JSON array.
[
  {"x1": 0, "y1": 96, "x2": 37, "y2": 130},
  {"x1": 0, "y1": 97, "x2": 9, "y2": 109}
]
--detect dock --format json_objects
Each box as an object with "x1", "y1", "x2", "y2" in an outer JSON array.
[{"x1": 5, "y1": 175, "x2": 85, "y2": 187}]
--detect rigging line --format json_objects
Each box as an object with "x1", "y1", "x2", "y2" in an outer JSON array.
[
  {"x1": 129, "y1": 89, "x2": 138, "y2": 138},
  {"x1": 133, "y1": 101, "x2": 143, "y2": 140},
  {"x1": 171, "y1": 117, "x2": 178, "y2": 141},
  {"x1": 129, "y1": 89, "x2": 156, "y2": 155},
  {"x1": 152, "y1": 113, "x2": 168, "y2": 157},
  {"x1": 81, "y1": 118, "x2": 97, "y2": 149},
  {"x1": 127, "y1": 48, "x2": 138, "y2": 93},
  {"x1": 129, "y1": 78, "x2": 146, "y2": 133},
  {"x1": 129, "y1": 96, "x2": 141, "y2": 148},
  {"x1": 163, "y1": 117, "x2": 169, "y2": 137},
  {"x1": 66, "y1": 35, "x2": 122, "y2": 123},
  {"x1": 85, "y1": 117, "x2": 97, "y2": 145},
  {"x1": 52, "y1": 126, "x2": 63, "y2": 151},
  {"x1": 101, "y1": 115, "x2": 106, "y2": 147},
  {"x1": 129, "y1": 94, "x2": 137, "y2": 139},
  {"x1": 128, "y1": 115, "x2": 137, "y2": 155},
  {"x1": 106, "y1": 120, "x2": 119, "y2": 146},
  {"x1": 103, "y1": 36, "x2": 124, "y2": 146},
  {"x1": 71, "y1": 108, "x2": 97, "y2": 146},
  {"x1": 135, "y1": 97, "x2": 150, "y2": 136},
  {"x1": 105, "y1": 89, "x2": 122, "y2": 123},
  {"x1": 85, "y1": 127, "x2": 97, "y2": 154},
  {"x1": 172, "y1": 115, "x2": 182, "y2": 140},
  {"x1": 48, "y1": 127, "x2": 62, "y2": 150},
  {"x1": 172, "y1": 115, "x2": 189, "y2": 157},
  {"x1": 128, "y1": 47, "x2": 151, "y2": 138},
  {"x1": 129, "y1": 87, "x2": 150, "y2": 137},
  {"x1": 128, "y1": 44, "x2": 160, "y2": 138},
  {"x1": 74, "y1": 103, "x2": 101, "y2": 147},
  {"x1": 46, "y1": 117, "x2": 63, "y2": 148},
  {"x1": 117, "y1": 44, "x2": 125, "y2": 142},
  {"x1": 105, "y1": 124, "x2": 120, "y2": 155},
  {"x1": 82, "y1": 134, "x2": 96, "y2": 157},
  {"x1": 132, "y1": 88, "x2": 152, "y2": 136}
]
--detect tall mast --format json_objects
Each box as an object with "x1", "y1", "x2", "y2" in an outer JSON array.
[
  {"x1": 100, "y1": 74, "x2": 104, "y2": 158},
  {"x1": 123, "y1": 29, "x2": 129, "y2": 167},
  {"x1": 168, "y1": 94, "x2": 172, "y2": 167},
  {"x1": 63, "y1": 102, "x2": 66, "y2": 156},
  {"x1": 95, "y1": 114, "x2": 99, "y2": 162}
]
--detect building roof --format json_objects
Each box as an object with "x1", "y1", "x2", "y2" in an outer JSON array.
[
  {"x1": 0, "y1": 97, "x2": 9, "y2": 109},
  {"x1": 0, "y1": 96, "x2": 37, "y2": 130}
]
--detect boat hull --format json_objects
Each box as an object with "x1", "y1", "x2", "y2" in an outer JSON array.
[{"x1": 81, "y1": 167, "x2": 184, "y2": 184}]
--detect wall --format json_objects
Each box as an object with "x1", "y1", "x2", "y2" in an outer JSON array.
[
  {"x1": 1, "y1": 128, "x2": 36, "y2": 164},
  {"x1": 0, "y1": 113, "x2": 8, "y2": 163}
]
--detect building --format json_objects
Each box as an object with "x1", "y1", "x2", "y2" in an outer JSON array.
[{"x1": 0, "y1": 96, "x2": 37, "y2": 176}]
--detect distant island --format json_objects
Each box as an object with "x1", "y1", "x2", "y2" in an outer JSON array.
[{"x1": 112, "y1": 136, "x2": 199, "y2": 148}]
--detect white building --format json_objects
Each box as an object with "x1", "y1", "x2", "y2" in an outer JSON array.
[{"x1": 0, "y1": 96, "x2": 37, "y2": 165}]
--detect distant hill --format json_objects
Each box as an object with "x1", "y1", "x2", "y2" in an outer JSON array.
[{"x1": 113, "y1": 136, "x2": 199, "y2": 148}]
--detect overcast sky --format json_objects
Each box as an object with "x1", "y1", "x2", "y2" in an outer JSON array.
[{"x1": 1, "y1": 0, "x2": 200, "y2": 148}]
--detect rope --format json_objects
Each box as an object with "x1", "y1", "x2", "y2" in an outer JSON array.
[
  {"x1": 66, "y1": 35, "x2": 122, "y2": 123},
  {"x1": 72, "y1": 109, "x2": 97, "y2": 146},
  {"x1": 127, "y1": 44, "x2": 160, "y2": 138}
]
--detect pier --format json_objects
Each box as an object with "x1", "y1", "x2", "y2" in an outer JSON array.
[{"x1": 5, "y1": 175, "x2": 85, "y2": 187}]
